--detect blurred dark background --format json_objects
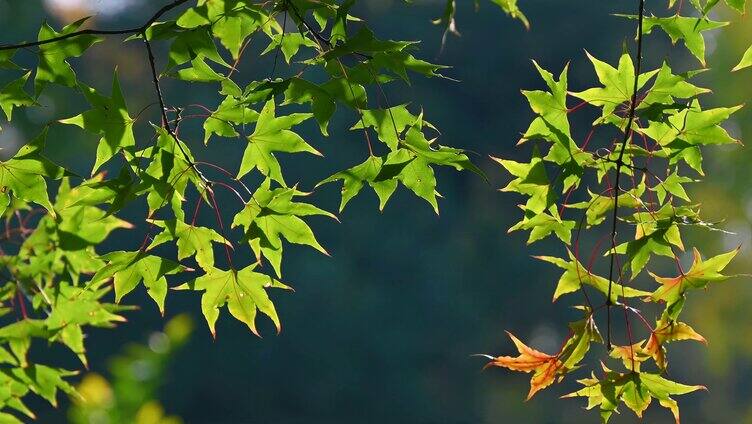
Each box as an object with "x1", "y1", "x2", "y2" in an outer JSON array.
[{"x1": 1, "y1": 0, "x2": 751, "y2": 423}]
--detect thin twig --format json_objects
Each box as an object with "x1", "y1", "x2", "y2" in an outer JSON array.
[
  {"x1": 142, "y1": 33, "x2": 208, "y2": 184},
  {"x1": 606, "y1": 0, "x2": 646, "y2": 351},
  {"x1": 0, "y1": 0, "x2": 190, "y2": 51}
]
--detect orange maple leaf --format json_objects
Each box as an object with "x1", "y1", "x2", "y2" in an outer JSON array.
[
  {"x1": 485, "y1": 331, "x2": 563, "y2": 400},
  {"x1": 644, "y1": 320, "x2": 706, "y2": 369}
]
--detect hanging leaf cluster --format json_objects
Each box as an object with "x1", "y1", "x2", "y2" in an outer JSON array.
[
  {"x1": 0, "y1": 0, "x2": 483, "y2": 419},
  {"x1": 485, "y1": 0, "x2": 749, "y2": 422}
]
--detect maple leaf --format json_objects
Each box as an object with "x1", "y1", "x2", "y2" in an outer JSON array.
[
  {"x1": 558, "y1": 308, "x2": 603, "y2": 369},
  {"x1": 489, "y1": 0, "x2": 529, "y2": 29},
  {"x1": 148, "y1": 219, "x2": 231, "y2": 271},
  {"x1": 34, "y1": 18, "x2": 102, "y2": 93},
  {"x1": 609, "y1": 343, "x2": 652, "y2": 372},
  {"x1": 610, "y1": 203, "x2": 687, "y2": 278},
  {"x1": 650, "y1": 247, "x2": 740, "y2": 320},
  {"x1": 733, "y1": 45, "x2": 752, "y2": 72},
  {"x1": 282, "y1": 78, "x2": 336, "y2": 136},
  {"x1": 90, "y1": 251, "x2": 189, "y2": 315},
  {"x1": 520, "y1": 62, "x2": 570, "y2": 144},
  {"x1": 535, "y1": 250, "x2": 650, "y2": 303},
  {"x1": 508, "y1": 205, "x2": 575, "y2": 245},
  {"x1": 484, "y1": 331, "x2": 564, "y2": 400},
  {"x1": 571, "y1": 52, "x2": 659, "y2": 122},
  {"x1": 203, "y1": 95, "x2": 259, "y2": 144},
  {"x1": 494, "y1": 146, "x2": 553, "y2": 215},
  {"x1": 59, "y1": 71, "x2": 136, "y2": 173},
  {"x1": 0, "y1": 72, "x2": 35, "y2": 126},
  {"x1": 641, "y1": 100, "x2": 743, "y2": 148},
  {"x1": 237, "y1": 99, "x2": 320, "y2": 185},
  {"x1": 0, "y1": 129, "x2": 67, "y2": 215},
  {"x1": 317, "y1": 155, "x2": 399, "y2": 212},
  {"x1": 232, "y1": 179, "x2": 335, "y2": 277},
  {"x1": 174, "y1": 264, "x2": 291, "y2": 337},
  {"x1": 638, "y1": 63, "x2": 709, "y2": 111},
  {"x1": 644, "y1": 318, "x2": 706, "y2": 370},
  {"x1": 563, "y1": 363, "x2": 704, "y2": 423},
  {"x1": 638, "y1": 15, "x2": 728, "y2": 66},
  {"x1": 350, "y1": 104, "x2": 426, "y2": 151},
  {"x1": 176, "y1": 0, "x2": 278, "y2": 59}
]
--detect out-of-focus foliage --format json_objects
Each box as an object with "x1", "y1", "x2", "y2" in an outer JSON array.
[{"x1": 68, "y1": 314, "x2": 192, "y2": 424}]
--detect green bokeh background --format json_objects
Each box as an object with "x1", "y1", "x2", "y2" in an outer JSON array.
[{"x1": 1, "y1": 0, "x2": 751, "y2": 423}]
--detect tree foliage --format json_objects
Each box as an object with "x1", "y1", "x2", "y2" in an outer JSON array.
[
  {"x1": 0, "y1": 0, "x2": 497, "y2": 419},
  {"x1": 480, "y1": 0, "x2": 749, "y2": 422},
  {"x1": 0, "y1": 0, "x2": 748, "y2": 422}
]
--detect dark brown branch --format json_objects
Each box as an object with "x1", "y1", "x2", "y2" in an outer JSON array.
[
  {"x1": 0, "y1": 0, "x2": 190, "y2": 51},
  {"x1": 606, "y1": 0, "x2": 646, "y2": 351}
]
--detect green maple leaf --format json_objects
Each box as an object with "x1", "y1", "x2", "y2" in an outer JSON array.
[
  {"x1": 58, "y1": 72, "x2": 135, "y2": 174},
  {"x1": 488, "y1": 0, "x2": 529, "y2": 29},
  {"x1": 0, "y1": 367, "x2": 37, "y2": 419},
  {"x1": 136, "y1": 126, "x2": 205, "y2": 219},
  {"x1": 611, "y1": 225, "x2": 683, "y2": 279},
  {"x1": 732, "y1": 44, "x2": 752, "y2": 72},
  {"x1": 337, "y1": 114, "x2": 483, "y2": 213},
  {"x1": 520, "y1": 62, "x2": 570, "y2": 144},
  {"x1": 494, "y1": 147, "x2": 554, "y2": 215},
  {"x1": 508, "y1": 206, "x2": 575, "y2": 244},
  {"x1": 131, "y1": 21, "x2": 231, "y2": 69},
  {"x1": 91, "y1": 251, "x2": 188, "y2": 315},
  {"x1": 34, "y1": 18, "x2": 102, "y2": 93},
  {"x1": 625, "y1": 14, "x2": 729, "y2": 66},
  {"x1": 368, "y1": 49, "x2": 448, "y2": 82},
  {"x1": 0, "y1": 72, "x2": 35, "y2": 125},
  {"x1": 350, "y1": 104, "x2": 426, "y2": 151},
  {"x1": 402, "y1": 119, "x2": 483, "y2": 175},
  {"x1": 0, "y1": 320, "x2": 50, "y2": 367},
  {"x1": 724, "y1": 0, "x2": 747, "y2": 13},
  {"x1": 571, "y1": 52, "x2": 658, "y2": 122},
  {"x1": 652, "y1": 171, "x2": 694, "y2": 203},
  {"x1": 237, "y1": 99, "x2": 319, "y2": 184},
  {"x1": 323, "y1": 27, "x2": 414, "y2": 62},
  {"x1": 0, "y1": 49, "x2": 19, "y2": 70},
  {"x1": 5, "y1": 365, "x2": 79, "y2": 408},
  {"x1": 203, "y1": 95, "x2": 259, "y2": 144},
  {"x1": 175, "y1": 55, "x2": 221, "y2": 81},
  {"x1": 174, "y1": 264, "x2": 291, "y2": 337},
  {"x1": 46, "y1": 283, "x2": 129, "y2": 331},
  {"x1": 384, "y1": 148, "x2": 442, "y2": 213},
  {"x1": 567, "y1": 186, "x2": 644, "y2": 227},
  {"x1": 282, "y1": 78, "x2": 336, "y2": 136},
  {"x1": 0, "y1": 129, "x2": 67, "y2": 214},
  {"x1": 233, "y1": 179, "x2": 335, "y2": 276},
  {"x1": 148, "y1": 219, "x2": 231, "y2": 271},
  {"x1": 262, "y1": 33, "x2": 318, "y2": 63},
  {"x1": 177, "y1": 0, "x2": 279, "y2": 59},
  {"x1": 563, "y1": 364, "x2": 704, "y2": 423},
  {"x1": 558, "y1": 308, "x2": 603, "y2": 369},
  {"x1": 642, "y1": 100, "x2": 743, "y2": 148},
  {"x1": 317, "y1": 155, "x2": 399, "y2": 212},
  {"x1": 649, "y1": 247, "x2": 740, "y2": 320},
  {"x1": 639, "y1": 63, "x2": 709, "y2": 110},
  {"x1": 535, "y1": 250, "x2": 650, "y2": 303}
]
